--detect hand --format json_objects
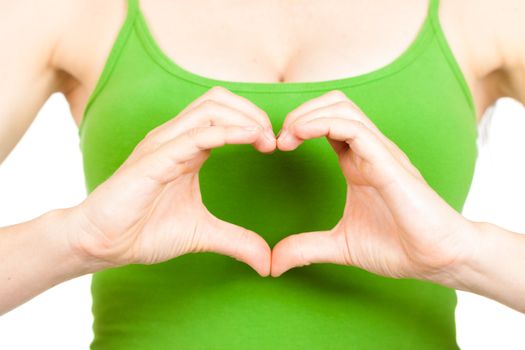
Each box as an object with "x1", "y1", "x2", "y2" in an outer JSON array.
[
  {"x1": 271, "y1": 90, "x2": 477, "y2": 284},
  {"x1": 68, "y1": 86, "x2": 276, "y2": 276}
]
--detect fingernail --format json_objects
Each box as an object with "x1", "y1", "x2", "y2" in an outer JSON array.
[
  {"x1": 264, "y1": 128, "x2": 275, "y2": 141},
  {"x1": 279, "y1": 129, "x2": 289, "y2": 142}
]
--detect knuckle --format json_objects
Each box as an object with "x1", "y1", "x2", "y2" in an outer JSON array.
[
  {"x1": 199, "y1": 98, "x2": 219, "y2": 110},
  {"x1": 132, "y1": 139, "x2": 147, "y2": 153},
  {"x1": 333, "y1": 100, "x2": 354, "y2": 112},
  {"x1": 135, "y1": 132, "x2": 160, "y2": 154},
  {"x1": 348, "y1": 119, "x2": 365, "y2": 128},
  {"x1": 345, "y1": 97, "x2": 359, "y2": 109},
  {"x1": 327, "y1": 89, "x2": 347, "y2": 99},
  {"x1": 144, "y1": 127, "x2": 159, "y2": 140},
  {"x1": 197, "y1": 101, "x2": 226, "y2": 121},
  {"x1": 331, "y1": 93, "x2": 361, "y2": 112},
  {"x1": 186, "y1": 126, "x2": 205, "y2": 139},
  {"x1": 207, "y1": 85, "x2": 229, "y2": 97}
]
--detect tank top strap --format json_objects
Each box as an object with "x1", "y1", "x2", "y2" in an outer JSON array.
[
  {"x1": 426, "y1": 0, "x2": 477, "y2": 113},
  {"x1": 119, "y1": 0, "x2": 140, "y2": 26},
  {"x1": 128, "y1": 0, "x2": 148, "y2": 27},
  {"x1": 127, "y1": 0, "x2": 140, "y2": 14},
  {"x1": 427, "y1": 0, "x2": 441, "y2": 21}
]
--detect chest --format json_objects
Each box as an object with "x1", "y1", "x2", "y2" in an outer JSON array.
[
  {"x1": 62, "y1": 0, "x2": 493, "y2": 126},
  {"x1": 139, "y1": 0, "x2": 430, "y2": 82}
]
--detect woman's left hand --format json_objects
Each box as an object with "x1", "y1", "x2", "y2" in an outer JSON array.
[{"x1": 271, "y1": 90, "x2": 478, "y2": 285}]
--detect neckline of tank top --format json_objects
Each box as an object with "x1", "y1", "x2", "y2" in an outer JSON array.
[{"x1": 133, "y1": 0, "x2": 439, "y2": 93}]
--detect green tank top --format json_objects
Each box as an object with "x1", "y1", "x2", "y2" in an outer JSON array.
[{"x1": 79, "y1": 0, "x2": 478, "y2": 348}]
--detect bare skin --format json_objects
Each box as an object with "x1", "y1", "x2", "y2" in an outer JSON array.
[{"x1": 1, "y1": 0, "x2": 525, "y2": 316}]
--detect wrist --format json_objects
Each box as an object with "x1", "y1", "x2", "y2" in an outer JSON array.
[
  {"x1": 416, "y1": 218, "x2": 484, "y2": 290},
  {"x1": 0, "y1": 207, "x2": 114, "y2": 314},
  {"x1": 428, "y1": 221, "x2": 506, "y2": 294},
  {"x1": 451, "y1": 220, "x2": 488, "y2": 289},
  {"x1": 448, "y1": 220, "x2": 520, "y2": 291},
  {"x1": 51, "y1": 207, "x2": 116, "y2": 275}
]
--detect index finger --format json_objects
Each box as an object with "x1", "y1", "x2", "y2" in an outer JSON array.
[{"x1": 183, "y1": 86, "x2": 273, "y2": 131}]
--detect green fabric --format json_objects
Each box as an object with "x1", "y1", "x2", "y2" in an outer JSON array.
[{"x1": 79, "y1": 0, "x2": 478, "y2": 348}]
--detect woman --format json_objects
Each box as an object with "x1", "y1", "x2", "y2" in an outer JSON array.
[{"x1": 1, "y1": 0, "x2": 524, "y2": 348}]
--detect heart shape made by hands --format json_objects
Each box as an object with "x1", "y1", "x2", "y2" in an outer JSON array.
[{"x1": 198, "y1": 90, "x2": 471, "y2": 282}]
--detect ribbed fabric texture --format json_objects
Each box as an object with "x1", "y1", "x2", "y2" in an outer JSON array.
[{"x1": 79, "y1": 0, "x2": 478, "y2": 348}]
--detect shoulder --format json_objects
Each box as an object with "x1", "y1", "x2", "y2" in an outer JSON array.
[
  {"x1": 50, "y1": 0, "x2": 128, "y2": 94},
  {"x1": 442, "y1": 0, "x2": 525, "y2": 102},
  {"x1": 0, "y1": 0, "x2": 91, "y2": 99},
  {"x1": 479, "y1": 0, "x2": 525, "y2": 103},
  {"x1": 0, "y1": 0, "x2": 101, "y2": 60},
  {"x1": 0, "y1": 0, "x2": 112, "y2": 94},
  {"x1": 438, "y1": 0, "x2": 503, "y2": 75},
  {"x1": 481, "y1": 0, "x2": 525, "y2": 103},
  {"x1": 457, "y1": 0, "x2": 523, "y2": 65},
  {"x1": 0, "y1": 0, "x2": 70, "y2": 74}
]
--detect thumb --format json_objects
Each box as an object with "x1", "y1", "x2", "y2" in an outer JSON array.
[
  {"x1": 271, "y1": 230, "x2": 344, "y2": 277},
  {"x1": 199, "y1": 218, "x2": 272, "y2": 276}
]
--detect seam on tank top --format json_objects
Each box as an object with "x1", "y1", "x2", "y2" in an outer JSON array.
[
  {"x1": 428, "y1": 4, "x2": 477, "y2": 120},
  {"x1": 131, "y1": 0, "x2": 438, "y2": 94},
  {"x1": 134, "y1": 22, "x2": 436, "y2": 95},
  {"x1": 78, "y1": 3, "x2": 139, "y2": 138}
]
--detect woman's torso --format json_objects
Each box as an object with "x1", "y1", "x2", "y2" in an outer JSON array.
[{"x1": 51, "y1": 0, "x2": 501, "y2": 348}]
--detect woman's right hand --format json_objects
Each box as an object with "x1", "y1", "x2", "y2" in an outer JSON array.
[{"x1": 68, "y1": 86, "x2": 276, "y2": 276}]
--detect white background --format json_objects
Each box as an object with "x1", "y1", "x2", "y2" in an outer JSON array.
[{"x1": 0, "y1": 94, "x2": 524, "y2": 349}]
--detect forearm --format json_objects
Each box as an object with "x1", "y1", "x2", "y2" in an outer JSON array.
[
  {"x1": 0, "y1": 208, "x2": 106, "y2": 315},
  {"x1": 444, "y1": 221, "x2": 525, "y2": 313}
]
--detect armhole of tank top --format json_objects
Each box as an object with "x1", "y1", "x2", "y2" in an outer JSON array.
[
  {"x1": 78, "y1": 0, "x2": 139, "y2": 138},
  {"x1": 428, "y1": 0, "x2": 477, "y2": 118}
]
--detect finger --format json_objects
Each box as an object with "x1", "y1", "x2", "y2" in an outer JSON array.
[
  {"x1": 284, "y1": 109, "x2": 422, "y2": 180},
  {"x1": 132, "y1": 124, "x2": 263, "y2": 185},
  {"x1": 199, "y1": 218, "x2": 272, "y2": 276},
  {"x1": 278, "y1": 90, "x2": 411, "y2": 168},
  {"x1": 291, "y1": 117, "x2": 429, "y2": 217},
  {"x1": 182, "y1": 86, "x2": 273, "y2": 132},
  {"x1": 291, "y1": 117, "x2": 409, "y2": 190},
  {"x1": 271, "y1": 231, "x2": 343, "y2": 277},
  {"x1": 178, "y1": 99, "x2": 275, "y2": 152},
  {"x1": 280, "y1": 99, "x2": 388, "y2": 153},
  {"x1": 280, "y1": 89, "x2": 349, "y2": 133},
  {"x1": 133, "y1": 99, "x2": 274, "y2": 160},
  {"x1": 153, "y1": 86, "x2": 274, "y2": 150}
]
